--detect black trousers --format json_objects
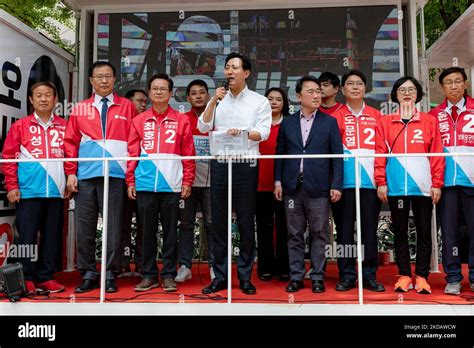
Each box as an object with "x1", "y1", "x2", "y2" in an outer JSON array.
[
  {"x1": 137, "y1": 191, "x2": 180, "y2": 280},
  {"x1": 210, "y1": 161, "x2": 258, "y2": 281},
  {"x1": 439, "y1": 186, "x2": 474, "y2": 283},
  {"x1": 75, "y1": 177, "x2": 124, "y2": 280},
  {"x1": 331, "y1": 189, "x2": 381, "y2": 282},
  {"x1": 15, "y1": 198, "x2": 64, "y2": 282},
  {"x1": 255, "y1": 191, "x2": 289, "y2": 277},
  {"x1": 388, "y1": 196, "x2": 433, "y2": 278}
]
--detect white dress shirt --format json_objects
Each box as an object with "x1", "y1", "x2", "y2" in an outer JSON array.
[
  {"x1": 346, "y1": 102, "x2": 366, "y2": 117},
  {"x1": 198, "y1": 85, "x2": 271, "y2": 154},
  {"x1": 446, "y1": 97, "x2": 466, "y2": 114},
  {"x1": 93, "y1": 92, "x2": 114, "y2": 115},
  {"x1": 34, "y1": 112, "x2": 54, "y2": 129}
]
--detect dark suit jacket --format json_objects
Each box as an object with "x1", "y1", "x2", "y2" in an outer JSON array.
[{"x1": 274, "y1": 109, "x2": 343, "y2": 197}]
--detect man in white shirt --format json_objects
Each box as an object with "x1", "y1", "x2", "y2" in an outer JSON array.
[{"x1": 198, "y1": 52, "x2": 271, "y2": 295}]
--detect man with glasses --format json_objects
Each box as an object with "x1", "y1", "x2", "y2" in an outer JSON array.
[
  {"x1": 65, "y1": 61, "x2": 136, "y2": 293},
  {"x1": 125, "y1": 89, "x2": 148, "y2": 114},
  {"x1": 127, "y1": 73, "x2": 195, "y2": 293},
  {"x1": 118, "y1": 89, "x2": 148, "y2": 277},
  {"x1": 331, "y1": 70, "x2": 385, "y2": 292},
  {"x1": 430, "y1": 67, "x2": 474, "y2": 295},
  {"x1": 274, "y1": 75, "x2": 343, "y2": 293}
]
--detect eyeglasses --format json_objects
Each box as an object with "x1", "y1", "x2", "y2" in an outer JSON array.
[
  {"x1": 397, "y1": 87, "x2": 417, "y2": 94},
  {"x1": 92, "y1": 75, "x2": 114, "y2": 81},
  {"x1": 345, "y1": 81, "x2": 365, "y2": 88},
  {"x1": 443, "y1": 79, "x2": 465, "y2": 87}
]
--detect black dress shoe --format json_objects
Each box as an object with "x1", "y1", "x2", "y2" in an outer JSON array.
[
  {"x1": 312, "y1": 280, "x2": 325, "y2": 293},
  {"x1": 335, "y1": 278, "x2": 356, "y2": 292},
  {"x1": 202, "y1": 278, "x2": 227, "y2": 294},
  {"x1": 363, "y1": 279, "x2": 385, "y2": 292},
  {"x1": 286, "y1": 280, "x2": 304, "y2": 292},
  {"x1": 74, "y1": 279, "x2": 98, "y2": 293},
  {"x1": 239, "y1": 280, "x2": 256, "y2": 295},
  {"x1": 258, "y1": 273, "x2": 273, "y2": 281},
  {"x1": 106, "y1": 279, "x2": 118, "y2": 293}
]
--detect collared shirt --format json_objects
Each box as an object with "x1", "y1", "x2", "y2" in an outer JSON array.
[
  {"x1": 198, "y1": 85, "x2": 271, "y2": 154},
  {"x1": 300, "y1": 110, "x2": 316, "y2": 173},
  {"x1": 93, "y1": 92, "x2": 114, "y2": 115},
  {"x1": 34, "y1": 112, "x2": 54, "y2": 129},
  {"x1": 346, "y1": 102, "x2": 365, "y2": 118},
  {"x1": 446, "y1": 97, "x2": 466, "y2": 114}
]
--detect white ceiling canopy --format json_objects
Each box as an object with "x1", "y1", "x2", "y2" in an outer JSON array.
[
  {"x1": 427, "y1": 4, "x2": 474, "y2": 67},
  {"x1": 62, "y1": 0, "x2": 414, "y2": 11}
]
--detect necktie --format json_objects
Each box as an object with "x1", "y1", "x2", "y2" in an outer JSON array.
[
  {"x1": 101, "y1": 97, "x2": 108, "y2": 136},
  {"x1": 451, "y1": 105, "x2": 458, "y2": 122}
]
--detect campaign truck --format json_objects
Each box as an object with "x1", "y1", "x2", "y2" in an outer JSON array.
[{"x1": 0, "y1": 9, "x2": 73, "y2": 267}]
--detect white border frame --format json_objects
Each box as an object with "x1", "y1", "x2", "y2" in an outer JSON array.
[
  {"x1": 3, "y1": 0, "x2": 445, "y2": 316},
  {"x1": 2, "y1": 303, "x2": 474, "y2": 316}
]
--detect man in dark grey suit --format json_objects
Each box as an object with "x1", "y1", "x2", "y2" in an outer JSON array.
[{"x1": 274, "y1": 75, "x2": 343, "y2": 293}]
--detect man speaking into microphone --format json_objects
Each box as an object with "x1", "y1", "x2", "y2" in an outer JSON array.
[{"x1": 198, "y1": 52, "x2": 271, "y2": 295}]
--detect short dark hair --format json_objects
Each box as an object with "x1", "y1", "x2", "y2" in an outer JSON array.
[
  {"x1": 265, "y1": 87, "x2": 290, "y2": 116},
  {"x1": 438, "y1": 67, "x2": 468, "y2": 84},
  {"x1": 390, "y1": 76, "x2": 424, "y2": 104},
  {"x1": 318, "y1": 71, "x2": 341, "y2": 88},
  {"x1": 186, "y1": 79, "x2": 209, "y2": 96},
  {"x1": 341, "y1": 70, "x2": 367, "y2": 86},
  {"x1": 29, "y1": 81, "x2": 57, "y2": 97},
  {"x1": 89, "y1": 61, "x2": 116, "y2": 77},
  {"x1": 148, "y1": 73, "x2": 174, "y2": 91},
  {"x1": 225, "y1": 52, "x2": 251, "y2": 71},
  {"x1": 295, "y1": 75, "x2": 320, "y2": 94},
  {"x1": 125, "y1": 89, "x2": 147, "y2": 99}
]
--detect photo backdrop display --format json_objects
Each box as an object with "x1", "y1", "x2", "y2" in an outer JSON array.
[{"x1": 97, "y1": 6, "x2": 400, "y2": 110}]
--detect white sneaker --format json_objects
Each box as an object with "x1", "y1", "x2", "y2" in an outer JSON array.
[
  {"x1": 210, "y1": 267, "x2": 216, "y2": 280},
  {"x1": 304, "y1": 268, "x2": 313, "y2": 279},
  {"x1": 175, "y1": 265, "x2": 192, "y2": 282},
  {"x1": 444, "y1": 282, "x2": 461, "y2": 295}
]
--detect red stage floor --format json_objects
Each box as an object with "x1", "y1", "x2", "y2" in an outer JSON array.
[{"x1": 2, "y1": 262, "x2": 474, "y2": 304}]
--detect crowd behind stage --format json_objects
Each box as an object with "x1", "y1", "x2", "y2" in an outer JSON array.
[{"x1": 3, "y1": 51, "x2": 473, "y2": 298}]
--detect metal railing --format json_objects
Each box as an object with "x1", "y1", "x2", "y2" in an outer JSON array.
[{"x1": 1, "y1": 150, "x2": 472, "y2": 305}]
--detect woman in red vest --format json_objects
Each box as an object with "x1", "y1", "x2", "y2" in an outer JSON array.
[{"x1": 256, "y1": 88, "x2": 290, "y2": 282}]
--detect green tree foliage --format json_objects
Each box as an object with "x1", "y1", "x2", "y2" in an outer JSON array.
[
  {"x1": 423, "y1": 0, "x2": 472, "y2": 48},
  {"x1": 0, "y1": 0, "x2": 74, "y2": 53},
  {"x1": 419, "y1": 0, "x2": 472, "y2": 80}
]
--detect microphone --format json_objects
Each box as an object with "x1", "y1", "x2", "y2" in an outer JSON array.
[
  {"x1": 217, "y1": 80, "x2": 229, "y2": 105},
  {"x1": 222, "y1": 80, "x2": 229, "y2": 90}
]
